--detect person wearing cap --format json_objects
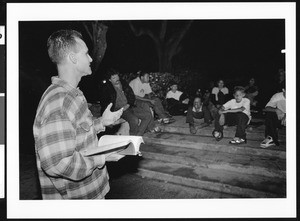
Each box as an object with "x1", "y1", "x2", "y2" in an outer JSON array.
[{"x1": 165, "y1": 81, "x2": 189, "y2": 116}]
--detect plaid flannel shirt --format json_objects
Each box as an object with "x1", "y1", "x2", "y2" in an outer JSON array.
[{"x1": 33, "y1": 77, "x2": 109, "y2": 199}]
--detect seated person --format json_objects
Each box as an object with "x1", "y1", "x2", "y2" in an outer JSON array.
[
  {"x1": 186, "y1": 97, "x2": 212, "y2": 134},
  {"x1": 212, "y1": 86, "x2": 251, "y2": 144},
  {"x1": 260, "y1": 87, "x2": 286, "y2": 148},
  {"x1": 129, "y1": 71, "x2": 173, "y2": 124},
  {"x1": 211, "y1": 79, "x2": 230, "y2": 109},
  {"x1": 101, "y1": 69, "x2": 160, "y2": 135},
  {"x1": 165, "y1": 81, "x2": 189, "y2": 116},
  {"x1": 244, "y1": 77, "x2": 259, "y2": 109}
]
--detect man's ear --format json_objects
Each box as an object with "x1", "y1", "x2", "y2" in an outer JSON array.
[{"x1": 68, "y1": 52, "x2": 77, "y2": 64}]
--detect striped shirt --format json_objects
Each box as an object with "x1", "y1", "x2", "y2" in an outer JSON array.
[{"x1": 33, "y1": 77, "x2": 109, "y2": 199}]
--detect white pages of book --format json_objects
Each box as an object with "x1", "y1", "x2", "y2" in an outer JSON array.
[{"x1": 82, "y1": 135, "x2": 144, "y2": 157}]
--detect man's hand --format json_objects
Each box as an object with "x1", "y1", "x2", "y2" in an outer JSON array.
[
  {"x1": 102, "y1": 103, "x2": 123, "y2": 126},
  {"x1": 275, "y1": 108, "x2": 285, "y2": 120}
]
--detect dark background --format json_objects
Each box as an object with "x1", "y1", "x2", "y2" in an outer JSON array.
[{"x1": 19, "y1": 19, "x2": 285, "y2": 155}]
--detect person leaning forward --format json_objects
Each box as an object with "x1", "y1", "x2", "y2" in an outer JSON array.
[
  {"x1": 33, "y1": 30, "x2": 123, "y2": 199},
  {"x1": 101, "y1": 69, "x2": 155, "y2": 136}
]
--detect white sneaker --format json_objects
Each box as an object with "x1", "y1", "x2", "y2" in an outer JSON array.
[{"x1": 260, "y1": 136, "x2": 275, "y2": 148}]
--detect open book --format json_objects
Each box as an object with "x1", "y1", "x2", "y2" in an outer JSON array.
[{"x1": 81, "y1": 135, "x2": 144, "y2": 158}]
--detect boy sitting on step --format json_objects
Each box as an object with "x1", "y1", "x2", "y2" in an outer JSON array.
[{"x1": 212, "y1": 86, "x2": 251, "y2": 144}]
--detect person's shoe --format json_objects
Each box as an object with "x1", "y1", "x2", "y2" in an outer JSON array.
[
  {"x1": 149, "y1": 126, "x2": 162, "y2": 133},
  {"x1": 260, "y1": 136, "x2": 275, "y2": 148},
  {"x1": 229, "y1": 137, "x2": 247, "y2": 144},
  {"x1": 189, "y1": 125, "x2": 197, "y2": 134},
  {"x1": 161, "y1": 117, "x2": 175, "y2": 124},
  {"x1": 212, "y1": 130, "x2": 223, "y2": 141},
  {"x1": 219, "y1": 113, "x2": 225, "y2": 126}
]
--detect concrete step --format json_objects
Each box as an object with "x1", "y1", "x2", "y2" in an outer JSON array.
[
  {"x1": 161, "y1": 116, "x2": 286, "y2": 141},
  {"x1": 143, "y1": 132, "x2": 286, "y2": 160},
  {"x1": 140, "y1": 143, "x2": 286, "y2": 179},
  {"x1": 136, "y1": 157, "x2": 286, "y2": 198}
]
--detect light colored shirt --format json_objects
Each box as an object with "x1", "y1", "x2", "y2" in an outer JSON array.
[
  {"x1": 33, "y1": 77, "x2": 109, "y2": 199},
  {"x1": 211, "y1": 87, "x2": 229, "y2": 101},
  {"x1": 129, "y1": 77, "x2": 152, "y2": 98},
  {"x1": 265, "y1": 92, "x2": 286, "y2": 113},
  {"x1": 223, "y1": 97, "x2": 251, "y2": 117},
  {"x1": 166, "y1": 90, "x2": 183, "y2": 101}
]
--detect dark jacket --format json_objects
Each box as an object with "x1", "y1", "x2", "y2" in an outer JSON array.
[{"x1": 100, "y1": 79, "x2": 136, "y2": 112}]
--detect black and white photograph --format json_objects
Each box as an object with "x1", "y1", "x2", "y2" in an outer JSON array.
[{"x1": 6, "y1": 2, "x2": 296, "y2": 219}]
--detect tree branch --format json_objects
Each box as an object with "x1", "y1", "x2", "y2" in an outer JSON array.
[{"x1": 82, "y1": 22, "x2": 93, "y2": 41}]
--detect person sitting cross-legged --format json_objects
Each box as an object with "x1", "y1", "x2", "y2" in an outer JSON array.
[
  {"x1": 260, "y1": 87, "x2": 286, "y2": 148},
  {"x1": 129, "y1": 71, "x2": 173, "y2": 125},
  {"x1": 186, "y1": 97, "x2": 213, "y2": 134},
  {"x1": 165, "y1": 81, "x2": 189, "y2": 116},
  {"x1": 212, "y1": 86, "x2": 251, "y2": 144}
]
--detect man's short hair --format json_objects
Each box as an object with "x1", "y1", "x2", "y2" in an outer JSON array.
[
  {"x1": 233, "y1": 86, "x2": 245, "y2": 94},
  {"x1": 138, "y1": 71, "x2": 149, "y2": 78},
  {"x1": 47, "y1": 29, "x2": 83, "y2": 64},
  {"x1": 106, "y1": 68, "x2": 119, "y2": 79}
]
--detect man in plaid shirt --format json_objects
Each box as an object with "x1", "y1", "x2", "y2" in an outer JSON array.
[{"x1": 33, "y1": 30, "x2": 123, "y2": 199}]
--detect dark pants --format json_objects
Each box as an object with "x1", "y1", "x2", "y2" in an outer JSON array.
[
  {"x1": 166, "y1": 98, "x2": 188, "y2": 116},
  {"x1": 264, "y1": 112, "x2": 281, "y2": 144},
  {"x1": 121, "y1": 107, "x2": 153, "y2": 136},
  {"x1": 186, "y1": 105, "x2": 211, "y2": 125},
  {"x1": 135, "y1": 100, "x2": 156, "y2": 131},
  {"x1": 136, "y1": 98, "x2": 167, "y2": 120},
  {"x1": 214, "y1": 112, "x2": 249, "y2": 139}
]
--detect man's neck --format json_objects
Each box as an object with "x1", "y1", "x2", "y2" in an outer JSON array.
[{"x1": 57, "y1": 65, "x2": 81, "y2": 88}]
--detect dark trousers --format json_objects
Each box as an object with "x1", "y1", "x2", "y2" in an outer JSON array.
[
  {"x1": 166, "y1": 98, "x2": 188, "y2": 116},
  {"x1": 186, "y1": 105, "x2": 211, "y2": 125},
  {"x1": 136, "y1": 97, "x2": 167, "y2": 119},
  {"x1": 121, "y1": 107, "x2": 153, "y2": 136},
  {"x1": 214, "y1": 112, "x2": 249, "y2": 139},
  {"x1": 264, "y1": 112, "x2": 281, "y2": 144}
]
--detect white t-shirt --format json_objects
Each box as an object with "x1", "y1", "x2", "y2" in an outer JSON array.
[
  {"x1": 223, "y1": 98, "x2": 251, "y2": 117},
  {"x1": 129, "y1": 77, "x2": 152, "y2": 98},
  {"x1": 265, "y1": 92, "x2": 286, "y2": 113},
  {"x1": 211, "y1": 87, "x2": 229, "y2": 101},
  {"x1": 166, "y1": 90, "x2": 183, "y2": 101}
]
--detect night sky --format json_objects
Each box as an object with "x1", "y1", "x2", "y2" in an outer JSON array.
[{"x1": 19, "y1": 19, "x2": 285, "y2": 94}]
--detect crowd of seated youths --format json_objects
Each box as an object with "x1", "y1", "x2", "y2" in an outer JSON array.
[{"x1": 95, "y1": 69, "x2": 285, "y2": 148}]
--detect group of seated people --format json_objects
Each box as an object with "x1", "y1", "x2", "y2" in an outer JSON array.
[{"x1": 99, "y1": 69, "x2": 286, "y2": 149}]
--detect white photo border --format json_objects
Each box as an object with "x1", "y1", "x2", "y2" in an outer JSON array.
[{"x1": 7, "y1": 2, "x2": 296, "y2": 219}]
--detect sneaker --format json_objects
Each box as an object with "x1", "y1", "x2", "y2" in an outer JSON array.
[
  {"x1": 229, "y1": 137, "x2": 247, "y2": 144},
  {"x1": 260, "y1": 136, "x2": 275, "y2": 148},
  {"x1": 212, "y1": 130, "x2": 223, "y2": 141}
]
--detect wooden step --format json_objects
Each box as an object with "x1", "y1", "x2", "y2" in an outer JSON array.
[
  {"x1": 140, "y1": 143, "x2": 286, "y2": 179},
  {"x1": 143, "y1": 132, "x2": 286, "y2": 160},
  {"x1": 160, "y1": 116, "x2": 286, "y2": 141},
  {"x1": 136, "y1": 157, "x2": 286, "y2": 198}
]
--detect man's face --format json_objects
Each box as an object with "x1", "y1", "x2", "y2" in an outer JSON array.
[
  {"x1": 109, "y1": 74, "x2": 120, "y2": 86},
  {"x1": 234, "y1": 90, "x2": 245, "y2": 103},
  {"x1": 141, "y1": 74, "x2": 150, "y2": 83},
  {"x1": 74, "y1": 38, "x2": 93, "y2": 76},
  {"x1": 193, "y1": 98, "x2": 201, "y2": 109}
]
